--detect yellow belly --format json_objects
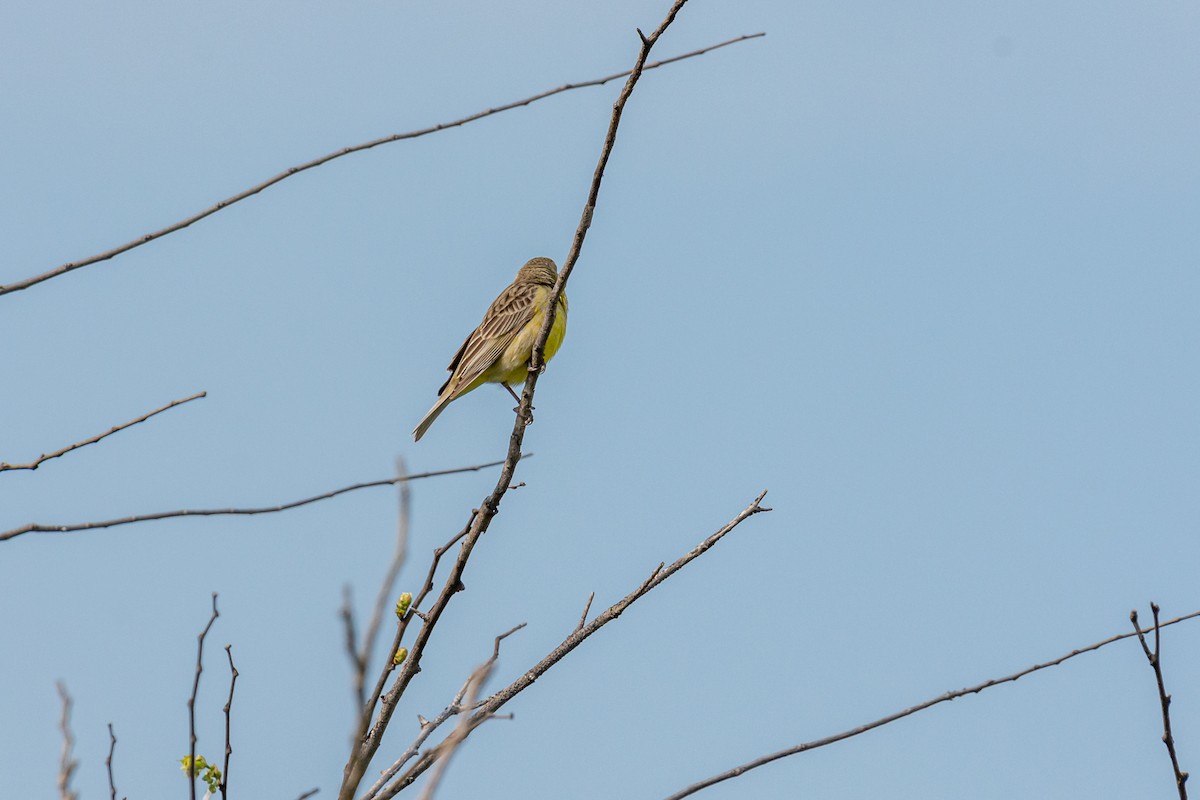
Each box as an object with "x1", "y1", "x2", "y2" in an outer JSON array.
[{"x1": 483, "y1": 288, "x2": 568, "y2": 386}]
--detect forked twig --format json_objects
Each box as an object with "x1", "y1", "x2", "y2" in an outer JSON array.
[{"x1": 1131, "y1": 604, "x2": 1190, "y2": 800}]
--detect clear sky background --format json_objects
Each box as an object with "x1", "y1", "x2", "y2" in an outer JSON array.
[{"x1": 2, "y1": 1, "x2": 1198, "y2": 798}]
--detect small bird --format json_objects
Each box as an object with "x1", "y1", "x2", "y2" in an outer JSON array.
[{"x1": 412, "y1": 256, "x2": 568, "y2": 441}]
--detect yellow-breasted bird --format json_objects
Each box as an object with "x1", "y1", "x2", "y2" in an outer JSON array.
[{"x1": 412, "y1": 257, "x2": 568, "y2": 441}]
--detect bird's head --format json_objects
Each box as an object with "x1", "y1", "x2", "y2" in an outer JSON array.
[{"x1": 515, "y1": 257, "x2": 559, "y2": 287}]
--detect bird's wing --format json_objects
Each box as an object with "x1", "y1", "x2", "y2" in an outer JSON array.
[{"x1": 438, "y1": 282, "x2": 539, "y2": 399}]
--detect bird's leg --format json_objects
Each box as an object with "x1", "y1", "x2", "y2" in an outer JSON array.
[{"x1": 502, "y1": 383, "x2": 534, "y2": 425}]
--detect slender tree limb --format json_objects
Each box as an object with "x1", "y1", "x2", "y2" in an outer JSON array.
[
  {"x1": 1131, "y1": 604, "x2": 1190, "y2": 800},
  {"x1": 346, "y1": 459, "x2": 415, "y2": 716},
  {"x1": 0, "y1": 33, "x2": 763, "y2": 298},
  {"x1": 384, "y1": 490, "x2": 771, "y2": 794},
  {"x1": 337, "y1": 6, "x2": 695, "y2": 797},
  {"x1": 664, "y1": 607, "x2": 1200, "y2": 800},
  {"x1": 342, "y1": 586, "x2": 367, "y2": 707},
  {"x1": 188, "y1": 594, "x2": 219, "y2": 800},
  {"x1": 221, "y1": 644, "x2": 239, "y2": 800},
  {"x1": 55, "y1": 682, "x2": 79, "y2": 800},
  {"x1": 0, "y1": 391, "x2": 206, "y2": 473},
  {"x1": 106, "y1": 723, "x2": 119, "y2": 800},
  {"x1": 0, "y1": 457, "x2": 517, "y2": 542},
  {"x1": 412, "y1": 625, "x2": 525, "y2": 800},
  {"x1": 346, "y1": 518, "x2": 476, "y2": 789},
  {"x1": 363, "y1": 460, "x2": 413, "y2": 693},
  {"x1": 296, "y1": 790, "x2": 320, "y2": 800}
]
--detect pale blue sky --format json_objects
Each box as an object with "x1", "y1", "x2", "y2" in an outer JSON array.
[{"x1": 2, "y1": 1, "x2": 1198, "y2": 798}]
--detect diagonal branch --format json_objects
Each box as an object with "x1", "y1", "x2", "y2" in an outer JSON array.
[
  {"x1": 664, "y1": 607, "x2": 1200, "y2": 800},
  {"x1": 379, "y1": 491, "x2": 771, "y2": 795},
  {"x1": 0, "y1": 457, "x2": 516, "y2": 543},
  {"x1": 1131, "y1": 603, "x2": 1190, "y2": 800},
  {"x1": 0, "y1": 32, "x2": 763, "y2": 298},
  {"x1": 412, "y1": 625, "x2": 525, "y2": 800},
  {"x1": 337, "y1": 4, "x2": 699, "y2": 797},
  {"x1": 0, "y1": 391, "x2": 206, "y2": 473}
]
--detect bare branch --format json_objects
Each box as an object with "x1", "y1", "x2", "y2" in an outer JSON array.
[
  {"x1": 346, "y1": 518, "x2": 476, "y2": 787},
  {"x1": 363, "y1": 460, "x2": 413, "y2": 692},
  {"x1": 55, "y1": 682, "x2": 79, "y2": 800},
  {"x1": 1, "y1": 457, "x2": 517, "y2": 543},
  {"x1": 0, "y1": 33, "x2": 763, "y2": 298},
  {"x1": 413, "y1": 664, "x2": 493, "y2": 800},
  {"x1": 1131, "y1": 604, "x2": 1190, "y2": 799},
  {"x1": 337, "y1": 6, "x2": 698, "y2": 797},
  {"x1": 342, "y1": 586, "x2": 367, "y2": 708},
  {"x1": 296, "y1": 791, "x2": 320, "y2": 800},
  {"x1": 188, "y1": 594, "x2": 220, "y2": 800},
  {"x1": 106, "y1": 723, "x2": 119, "y2": 800},
  {"x1": 385, "y1": 490, "x2": 771, "y2": 793},
  {"x1": 222, "y1": 644, "x2": 239, "y2": 800},
  {"x1": 367, "y1": 625, "x2": 526, "y2": 800},
  {"x1": 576, "y1": 591, "x2": 595, "y2": 632},
  {"x1": 664, "y1": 607, "x2": 1200, "y2": 800},
  {"x1": 0, "y1": 391, "x2": 206, "y2": 473}
]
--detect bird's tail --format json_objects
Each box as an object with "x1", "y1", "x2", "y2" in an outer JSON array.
[{"x1": 412, "y1": 393, "x2": 453, "y2": 442}]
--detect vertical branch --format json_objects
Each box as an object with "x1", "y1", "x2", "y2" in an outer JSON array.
[
  {"x1": 345, "y1": 459, "x2": 413, "y2": 712},
  {"x1": 188, "y1": 593, "x2": 220, "y2": 800},
  {"x1": 55, "y1": 682, "x2": 79, "y2": 800},
  {"x1": 1131, "y1": 604, "x2": 1190, "y2": 800},
  {"x1": 222, "y1": 644, "x2": 239, "y2": 800},
  {"x1": 363, "y1": 459, "x2": 413, "y2": 693},
  {"x1": 342, "y1": 585, "x2": 366, "y2": 708},
  {"x1": 106, "y1": 723, "x2": 119, "y2": 800}
]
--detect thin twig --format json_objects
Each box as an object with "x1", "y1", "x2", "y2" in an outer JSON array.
[
  {"x1": 360, "y1": 694, "x2": 463, "y2": 800},
  {"x1": 56, "y1": 682, "x2": 79, "y2": 800},
  {"x1": 382, "y1": 491, "x2": 771, "y2": 794},
  {"x1": 188, "y1": 594, "x2": 220, "y2": 800},
  {"x1": 0, "y1": 33, "x2": 763, "y2": 298},
  {"x1": 369, "y1": 626, "x2": 526, "y2": 800},
  {"x1": 296, "y1": 790, "x2": 320, "y2": 800},
  {"x1": 411, "y1": 631, "x2": 519, "y2": 800},
  {"x1": 664, "y1": 607, "x2": 1200, "y2": 800},
  {"x1": 1, "y1": 457, "x2": 517, "y2": 542},
  {"x1": 361, "y1": 459, "x2": 413, "y2": 701},
  {"x1": 342, "y1": 585, "x2": 367, "y2": 707},
  {"x1": 362, "y1": 626, "x2": 527, "y2": 800},
  {"x1": 106, "y1": 723, "x2": 119, "y2": 800},
  {"x1": 337, "y1": 6, "x2": 697, "y2": 797},
  {"x1": 347, "y1": 518, "x2": 475, "y2": 783},
  {"x1": 222, "y1": 644, "x2": 239, "y2": 800},
  {"x1": 1132, "y1": 604, "x2": 1190, "y2": 800},
  {"x1": 576, "y1": 592, "x2": 595, "y2": 632},
  {"x1": 0, "y1": 391, "x2": 206, "y2": 473}
]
